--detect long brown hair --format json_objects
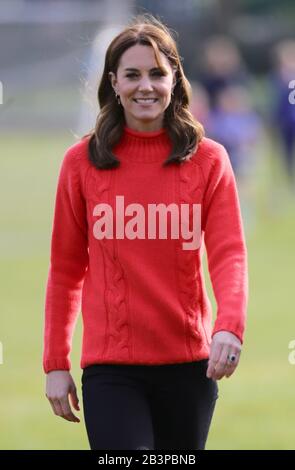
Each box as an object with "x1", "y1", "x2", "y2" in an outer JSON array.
[{"x1": 86, "y1": 13, "x2": 204, "y2": 169}]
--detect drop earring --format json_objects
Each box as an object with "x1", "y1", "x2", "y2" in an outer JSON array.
[{"x1": 115, "y1": 92, "x2": 121, "y2": 105}]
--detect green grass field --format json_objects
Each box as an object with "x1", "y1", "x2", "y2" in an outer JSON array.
[{"x1": 0, "y1": 132, "x2": 294, "y2": 449}]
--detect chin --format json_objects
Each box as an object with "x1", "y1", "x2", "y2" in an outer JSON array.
[{"x1": 136, "y1": 113, "x2": 158, "y2": 118}]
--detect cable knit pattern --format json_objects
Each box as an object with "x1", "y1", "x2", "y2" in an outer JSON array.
[
  {"x1": 86, "y1": 167, "x2": 131, "y2": 362},
  {"x1": 42, "y1": 127, "x2": 248, "y2": 373},
  {"x1": 177, "y1": 158, "x2": 205, "y2": 360}
]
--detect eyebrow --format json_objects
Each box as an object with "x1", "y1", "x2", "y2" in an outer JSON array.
[{"x1": 123, "y1": 67, "x2": 165, "y2": 72}]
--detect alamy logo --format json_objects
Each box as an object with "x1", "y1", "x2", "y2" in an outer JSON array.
[
  {"x1": 288, "y1": 340, "x2": 295, "y2": 365},
  {"x1": 289, "y1": 80, "x2": 295, "y2": 104},
  {"x1": 92, "y1": 195, "x2": 201, "y2": 250}
]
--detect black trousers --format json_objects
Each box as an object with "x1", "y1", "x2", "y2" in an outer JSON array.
[{"x1": 81, "y1": 359, "x2": 218, "y2": 450}]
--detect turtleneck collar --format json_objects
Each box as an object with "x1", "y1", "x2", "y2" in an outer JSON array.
[
  {"x1": 124, "y1": 125, "x2": 166, "y2": 138},
  {"x1": 112, "y1": 125, "x2": 172, "y2": 163}
]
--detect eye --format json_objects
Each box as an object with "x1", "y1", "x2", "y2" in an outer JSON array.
[
  {"x1": 125, "y1": 71, "x2": 165, "y2": 79},
  {"x1": 152, "y1": 70, "x2": 164, "y2": 76}
]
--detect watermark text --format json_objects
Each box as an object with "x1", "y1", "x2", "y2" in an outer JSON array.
[
  {"x1": 92, "y1": 196, "x2": 202, "y2": 250},
  {"x1": 288, "y1": 80, "x2": 295, "y2": 104}
]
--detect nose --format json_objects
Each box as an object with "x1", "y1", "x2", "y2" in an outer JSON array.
[{"x1": 138, "y1": 76, "x2": 153, "y2": 91}]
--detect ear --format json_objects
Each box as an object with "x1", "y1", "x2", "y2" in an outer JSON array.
[
  {"x1": 172, "y1": 68, "x2": 177, "y2": 89},
  {"x1": 108, "y1": 71, "x2": 117, "y2": 91}
]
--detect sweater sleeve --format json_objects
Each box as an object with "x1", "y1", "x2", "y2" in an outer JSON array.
[
  {"x1": 43, "y1": 146, "x2": 89, "y2": 374},
  {"x1": 202, "y1": 143, "x2": 248, "y2": 343}
]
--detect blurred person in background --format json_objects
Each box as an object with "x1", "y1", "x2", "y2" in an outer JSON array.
[
  {"x1": 206, "y1": 84, "x2": 262, "y2": 232},
  {"x1": 270, "y1": 39, "x2": 295, "y2": 192},
  {"x1": 197, "y1": 36, "x2": 261, "y2": 232},
  {"x1": 199, "y1": 36, "x2": 251, "y2": 111},
  {"x1": 190, "y1": 81, "x2": 211, "y2": 131},
  {"x1": 43, "y1": 13, "x2": 248, "y2": 450}
]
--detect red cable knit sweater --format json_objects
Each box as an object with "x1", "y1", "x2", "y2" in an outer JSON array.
[{"x1": 43, "y1": 125, "x2": 248, "y2": 374}]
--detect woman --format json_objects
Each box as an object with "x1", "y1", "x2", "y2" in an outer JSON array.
[{"x1": 43, "y1": 14, "x2": 248, "y2": 450}]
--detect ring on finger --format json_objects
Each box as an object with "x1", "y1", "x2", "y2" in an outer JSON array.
[{"x1": 227, "y1": 353, "x2": 237, "y2": 365}]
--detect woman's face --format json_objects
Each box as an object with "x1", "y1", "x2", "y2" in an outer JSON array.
[{"x1": 109, "y1": 44, "x2": 176, "y2": 132}]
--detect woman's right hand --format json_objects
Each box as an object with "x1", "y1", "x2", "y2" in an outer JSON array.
[{"x1": 45, "y1": 370, "x2": 80, "y2": 423}]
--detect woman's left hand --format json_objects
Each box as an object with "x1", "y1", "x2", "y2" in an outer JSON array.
[{"x1": 206, "y1": 330, "x2": 242, "y2": 380}]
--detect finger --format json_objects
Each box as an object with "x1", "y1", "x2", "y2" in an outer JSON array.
[
  {"x1": 53, "y1": 399, "x2": 73, "y2": 422},
  {"x1": 225, "y1": 350, "x2": 240, "y2": 378},
  {"x1": 69, "y1": 386, "x2": 80, "y2": 411},
  {"x1": 207, "y1": 342, "x2": 223, "y2": 378},
  {"x1": 49, "y1": 396, "x2": 72, "y2": 422},
  {"x1": 225, "y1": 364, "x2": 236, "y2": 378},
  {"x1": 213, "y1": 345, "x2": 230, "y2": 380},
  {"x1": 207, "y1": 341, "x2": 223, "y2": 378},
  {"x1": 60, "y1": 396, "x2": 80, "y2": 423},
  {"x1": 47, "y1": 397, "x2": 57, "y2": 416},
  {"x1": 60, "y1": 397, "x2": 79, "y2": 422},
  {"x1": 49, "y1": 398, "x2": 63, "y2": 418}
]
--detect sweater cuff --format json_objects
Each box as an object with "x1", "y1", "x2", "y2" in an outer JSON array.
[
  {"x1": 212, "y1": 320, "x2": 244, "y2": 344},
  {"x1": 43, "y1": 357, "x2": 71, "y2": 374}
]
